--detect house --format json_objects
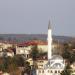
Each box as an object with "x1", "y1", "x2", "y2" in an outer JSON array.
[
  {"x1": 2, "y1": 72, "x2": 10, "y2": 75},
  {"x1": 16, "y1": 44, "x2": 31, "y2": 59},
  {"x1": 0, "y1": 47, "x2": 14, "y2": 57},
  {"x1": 33, "y1": 55, "x2": 48, "y2": 69}
]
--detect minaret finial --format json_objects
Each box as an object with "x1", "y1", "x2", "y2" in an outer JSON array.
[{"x1": 48, "y1": 20, "x2": 51, "y2": 29}]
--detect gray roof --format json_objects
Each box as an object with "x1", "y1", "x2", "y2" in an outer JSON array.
[{"x1": 44, "y1": 55, "x2": 65, "y2": 69}]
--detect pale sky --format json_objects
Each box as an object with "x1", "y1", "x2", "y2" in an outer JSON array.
[{"x1": 0, "y1": 0, "x2": 75, "y2": 36}]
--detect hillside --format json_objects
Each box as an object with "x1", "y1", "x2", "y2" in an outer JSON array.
[{"x1": 0, "y1": 34, "x2": 74, "y2": 43}]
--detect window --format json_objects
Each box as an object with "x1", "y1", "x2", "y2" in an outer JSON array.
[
  {"x1": 27, "y1": 54, "x2": 29, "y2": 58},
  {"x1": 48, "y1": 70, "x2": 49, "y2": 73},
  {"x1": 39, "y1": 70, "x2": 41, "y2": 73},
  {"x1": 58, "y1": 70, "x2": 60, "y2": 73},
  {"x1": 51, "y1": 70, "x2": 53, "y2": 73},
  {"x1": 42, "y1": 70, "x2": 44, "y2": 73},
  {"x1": 55, "y1": 70, "x2": 57, "y2": 73}
]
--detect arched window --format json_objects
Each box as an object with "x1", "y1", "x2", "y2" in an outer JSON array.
[
  {"x1": 48, "y1": 70, "x2": 49, "y2": 73},
  {"x1": 42, "y1": 70, "x2": 44, "y2": 73},
  {"x1": 39, "y1": 70, "x2": 41, "y2": 73},
  {"x1": 51, "y1": 70, "x2": 53, "y2": 73},
  {"x1": 58, "y1": 70, "x2": 60, "y2": 73},
  {"x1": 55, "y1": 70, "x2": 57, "y2": 73}
]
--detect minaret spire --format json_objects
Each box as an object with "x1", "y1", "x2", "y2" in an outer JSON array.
[
  {"x1": 48, "y1": 20, "x2": 51, "y2": 29},
  {"x1": 48, "y1": 20, "x2": 52, "y2": 59}
]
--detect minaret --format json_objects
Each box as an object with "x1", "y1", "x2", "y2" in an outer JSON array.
[{"x1": 48, "y1": 20, "x2": 52, "y2": 59}]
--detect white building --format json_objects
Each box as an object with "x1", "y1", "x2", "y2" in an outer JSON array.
[
  {"x1": 0, "y1": 42, "x2": 13, "y2": 50},
  {"x1": 2, "y1": 72, "x2": 10, "y2": 75},
  {"x1": 16, "y1": 45, "x2": 31, "y2": 59},
  {"x1": 36, "y1": 21, "x2": 65, "y2": 75}
]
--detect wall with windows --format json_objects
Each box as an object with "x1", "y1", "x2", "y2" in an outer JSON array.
[{"x1": 36, "y1": 69, "x2": 63, "y2": 75}]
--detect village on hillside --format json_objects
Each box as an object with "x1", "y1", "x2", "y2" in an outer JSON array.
[{"x1": 0, "y1": 22, "x2": 75, "y2": 75}]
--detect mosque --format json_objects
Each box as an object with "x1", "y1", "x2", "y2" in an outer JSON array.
[{"x1": 36, "y1": 21, "x2": 65, "y2": 75}]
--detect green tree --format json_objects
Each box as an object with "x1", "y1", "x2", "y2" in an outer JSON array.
[
  {"x1": 31, "y1": 45, "x2": 39, "y2": 69},
  {"x1": 2, "y1": 50, "x2": 9, "y2": 72},
  {"x1": 61, "y1": 64, "x2": 72, "y2": 75},
  {"x1": 62, "y1": 47, "x2": 75, "y2": 64},
  {"x1": 69, "y1": 51, "x2": 75, "y2": 64},
  {"x1": 62, "y1": 49, "x2": 71, "y2": 59},
  {"x1": 62, "y1": 43, "x2": 71, "y2": 62},
  {"x1": 22, "y1": 62, "x2": 31, "y2": 75},
  {"x1": 12, "y1": 55, "x2": 25, "y2": 67},
  {"x1": 31, "y1": 45, "x2": 39, "y2": 60}
]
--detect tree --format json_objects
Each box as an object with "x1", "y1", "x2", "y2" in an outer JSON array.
[
  {"x1": 0, "y1": 55, "x2": 27, "y2": 74},
  {"x1": 31, "y1": 45, "x2": 39, "y2": 60},
  {"x1": 62, "y1": 43, "x2": 71, "y2": 62},
  {"x1": 62, "y1": 49, "x2": 71, "y2": 59},
  {"x1": 69, "y1": 51, "x2": 75, "y2": 64},
  {"x1": 2, "y1": 49, "x2": 9, "y2": 72},
  {"x1": 12, "y1": 55, "x2": 25, "y2": 67},
  {"x1": 62, "y1": 48, "x2": 75, "y2": 64},
  {"x1": 22, "y1": 62, "x2": 31, "y2": 75},
  {"x1": 61, "y1": 64, "x2": 72, "y2": 75},
  {"x1": 31, "y1": 45, "x2": 39, "y2": 69}
]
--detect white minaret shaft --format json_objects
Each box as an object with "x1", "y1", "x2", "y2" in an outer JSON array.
[{"x1": 48, "y1": 20, "x2": 52, "y2": 59}]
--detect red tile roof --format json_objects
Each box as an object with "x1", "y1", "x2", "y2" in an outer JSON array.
[{"x1": 17, "y1": 40, "x2": 47, "y2": 47}]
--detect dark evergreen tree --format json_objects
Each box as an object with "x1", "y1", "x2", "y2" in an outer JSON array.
[
  {"x1": 70, "y1": 51, "x2": 75, "y2": 64},
  {"x1": 31, "y1": 45, "x2": 39, "y2": 60},
  {"x1": 31, "y1": 45, "x2": 39, "y2": 69},
  {"x1": 61, "y1": 64, "x2": 72, "y2": 75},
  {"x1": 62, "y1": 49, "x2": 71, "y2": 59}
]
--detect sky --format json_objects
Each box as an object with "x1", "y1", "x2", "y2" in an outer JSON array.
[{"x1": 0, "y1": 0, "x2": 75, "y2": 37}]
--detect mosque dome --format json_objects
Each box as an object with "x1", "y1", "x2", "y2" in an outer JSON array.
[
  {"x1": 45, "y1": 55, "x2": 65, "y2": 69},
  {"x1": 51, "y1": 55, "x2": 63, "y2": 60}
]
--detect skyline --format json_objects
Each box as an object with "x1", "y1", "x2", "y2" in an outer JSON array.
[{"x1": 0, "y1": 0, "x2": 75, "y2": 37}]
